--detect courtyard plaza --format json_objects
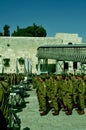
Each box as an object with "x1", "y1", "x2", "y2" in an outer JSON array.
[{"x1": 17, "y1": 88, "x2": 86, "y2": 130}]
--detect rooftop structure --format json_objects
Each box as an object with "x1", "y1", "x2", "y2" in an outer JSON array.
[
  {"x1": 37, "y1": 44, "x2": 86, "y2": 63},
  {"x1": 37, "y1": 44, "x2": 86, "y2": 74}
]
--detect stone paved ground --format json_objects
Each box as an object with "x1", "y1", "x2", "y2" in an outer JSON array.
[{"x1": 17, "y1": 89, "x2": 86, "y2": 130}]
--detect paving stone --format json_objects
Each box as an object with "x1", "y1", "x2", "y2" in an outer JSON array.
[{"x1": 17, "y1": 89, "x2": 86, "y2": 130}]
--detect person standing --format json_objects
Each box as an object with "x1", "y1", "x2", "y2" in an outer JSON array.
[
  {"x1": 37, "y1": 76, "x2": 47, "y2": 116},
  {"x1": 77, "y1": 75, "x2": 85, "y2": 114},
  {"x1": 0, "y1": 75, "x2": 9, "y2": 129},
  {"x1": 50, "y1": 75, "x2": 60, "y2": 115},
  {"x1": 65, "y1": 75, "x2": 73, "y2": 115}
]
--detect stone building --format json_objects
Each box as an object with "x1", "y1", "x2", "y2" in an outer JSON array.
[{"x1": 0, "y1": 33, "x2": 83, "y2": 74}]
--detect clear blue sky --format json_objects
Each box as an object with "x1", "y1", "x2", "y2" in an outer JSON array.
[{"x1": 0, "y1": 0, "x2": 86, "y2": 42}]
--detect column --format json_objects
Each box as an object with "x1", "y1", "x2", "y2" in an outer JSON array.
[
  {"x1": 43, "y1": 59, "x2": 48, "y2": 72},
  {"x1": 37, "y1": 58, "x2": 41, "y2": 74}
]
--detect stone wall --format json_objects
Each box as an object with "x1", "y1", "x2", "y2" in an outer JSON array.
[
  {"x1": 55, "y1": 33, "x2": 82, "y2": 43},
  {"x1": 0, "y1": 33, "x2": 83, "y2": 73}
]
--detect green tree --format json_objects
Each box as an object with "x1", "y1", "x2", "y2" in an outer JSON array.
[
  {"x1": 3, "y1": 25, "x2": 10, "y2": 36},
  {"x1": 35, "y1": 25, "x2": 47, "y2": 37},
  {"x1": 12, "y1": 23, "x2": 47, "y2": 37}
]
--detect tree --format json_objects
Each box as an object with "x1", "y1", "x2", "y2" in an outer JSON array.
[
  {"x1": 11, "y1": 23, "x2": 47, "y2": 37},
  {"x1": 35, "y1": 25, "x2": 47, "y2": 37},
  {"x1": 3, "y1": 25, "x2": 10, "y2": 36}
]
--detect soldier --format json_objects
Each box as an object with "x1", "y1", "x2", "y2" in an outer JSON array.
[
  {"x1": 33, "y1": 75, "x2": 43, "y2": 111},
  {"x1": 65, "y1": 75, "x2": 73, "y2": 115},
  {"x1": 60, "y1": 75, "x2": 68, "y2": 112},
  {"x1": 77, "y1": 75, "x2": 85, "y2": 114},
  {"x1": 72, "y1": 75, "x2": 78, "y2": 108},
  {"x1": 56, "y1": 74, "x2": 64, "y2": 110},
  {"x1": 50, "y1": 75, "x2": 60, "y2": 115},
  {"x1": 0, "y1": 75, "x2": 9, "y2": 129},
  {"x1": 32, "y1": 74, "x2": 38, "y2": 89},
  {"x1": 36, "y1": 75, "x2": 47, "y2": 116},
  {"x1": 45, "y1": 74, "x2": 52, "y2": 110},
  {"x1": 83, "y1": 74, "x2": 86, "y2": 107}
]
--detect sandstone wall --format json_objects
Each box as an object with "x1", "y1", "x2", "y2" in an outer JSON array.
[{"x1": 0, "y1": 33, "x2": 83, "y2": 73}]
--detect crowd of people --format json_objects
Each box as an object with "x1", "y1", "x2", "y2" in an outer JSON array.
[
  {"x1": 1, "y1": 72, "x2": 86, "y2": 129},
  {"x1": 32, "y1": 73, "x2": 86, "y2": 116},
  {"x1": 0, "y1": 73, "x2": 25, "y2": 130}
]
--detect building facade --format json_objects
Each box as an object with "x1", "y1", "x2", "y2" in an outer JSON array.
[{"x1": 0, "y1": 33, "x2": 83, "y2": 74}]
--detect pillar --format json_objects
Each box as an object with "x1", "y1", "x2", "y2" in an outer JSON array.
[
  {"x1": 37, "y1": 58, "x2": 41, "y2": 74},
  {"x1": 43, "y1": 59, "x2": 48, "y2": 72}
]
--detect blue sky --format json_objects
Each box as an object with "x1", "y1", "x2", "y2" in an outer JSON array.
[{"x1": 0, "y1": 0, "x2": 86, "y2": 42}]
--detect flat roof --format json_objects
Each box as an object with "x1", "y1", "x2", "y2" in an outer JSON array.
[{"x1": 37, "y1": 44, "x2": 86, "y2": 49}]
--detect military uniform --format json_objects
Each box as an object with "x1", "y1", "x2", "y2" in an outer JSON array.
[
  {"x1": 45, "y1": 75, "x2": 51, "y2": 102},
  {"x1": 72, "y1": 75, "x2": 78, "y2": 108},
  {"x1": 0, "y1": 80, "x2": 9, "y2": 119},
  {"x1": 56, "y1": 75, "x2": 64, "y2": 109},
  {"x1": 34, "y1": 76, "x2": 43, "y2": 111},
  {"x1": 61, "y1": 76, "x2": 68, "y2": 112},
  {"x1": 83, "y1": 75, "x2": 86, "y2": 107},
  {"x1": 77, "y1": 76, "x2": 85, "y2": 114},
  {"x1": 51, "y1": 75, "x2": 60, "y2": 115},
  {"x1": 37, "y1": 76, "x2": 47, "y2": 115},
  {"x1": 0, "y1": 76, "x2": 9, "y2": 129},
  {"x1": 32, "y1": 75, "x2": 38, "y2": 89},
  {"x1": 65, "y1": 76, "x2": 73, "y2": 115}
]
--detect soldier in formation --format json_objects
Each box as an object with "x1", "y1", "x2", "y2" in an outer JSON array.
[
  {"x1": 76, "y1": 75, "x2": 86, "y2": 114},
  {"x1": 46, "y1": 75, "x2": 60, "y2": 115},
  {"x1": 0, "y1": 75, "x2": 9, "y2": 129},
  {"x1": 36, "y1": 75, "x2": 47, "y2": 115},
  {"x1": 33, "y1": 73, "x2": 86, "y2": 116},
  {"x1": 0, "y1": 72, "x2": 30, "y2": 129}
]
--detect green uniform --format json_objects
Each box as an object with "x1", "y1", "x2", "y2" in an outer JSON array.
[
  {"x1": 83, "y1": 76, "x2": 86, "y2": 106},
  {"x1": 0, "y1": 81, "x2": 9, "y2": 120},
  {"x1": 32, "y1": 76, "x2": 38, "y2": 89},
  {"x1": 56, "y1": 75, "x2": 65, "y2": 109},
  {"x1": 77, "y1": 79, "x2": 85, "y2": 111},
  {"x1": 72, "y1": 76, "x2": 78, "y2": 107},
  {"x1": 65, "y1": 78, "x2": 73, "y2": 111},
  {"x1": 37, "y1": 77, "x2": 47, "y2": 112},
  {"x1": 45, "y1": 77, "x2": 52, "y2": 101},
  {"x1": 61, "y1": 78, "x2": 67, "y2": 109},
  {"x1": 51, "y1": 77, "x2": 59, "y2": 112}
]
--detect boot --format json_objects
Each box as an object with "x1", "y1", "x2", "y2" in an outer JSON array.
[
  {"x1": 78, "y1": 110, "x2": 85, "y2": 115},
  {"x1": 40, "y1": 111, "x2": 47, "y2": 116},
  {"x1": 66, "y1": 110, "x2": 72, "y2": 115},
  {"x1": 52, "y1": 110, "x2": 59, "y2": 116}
]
